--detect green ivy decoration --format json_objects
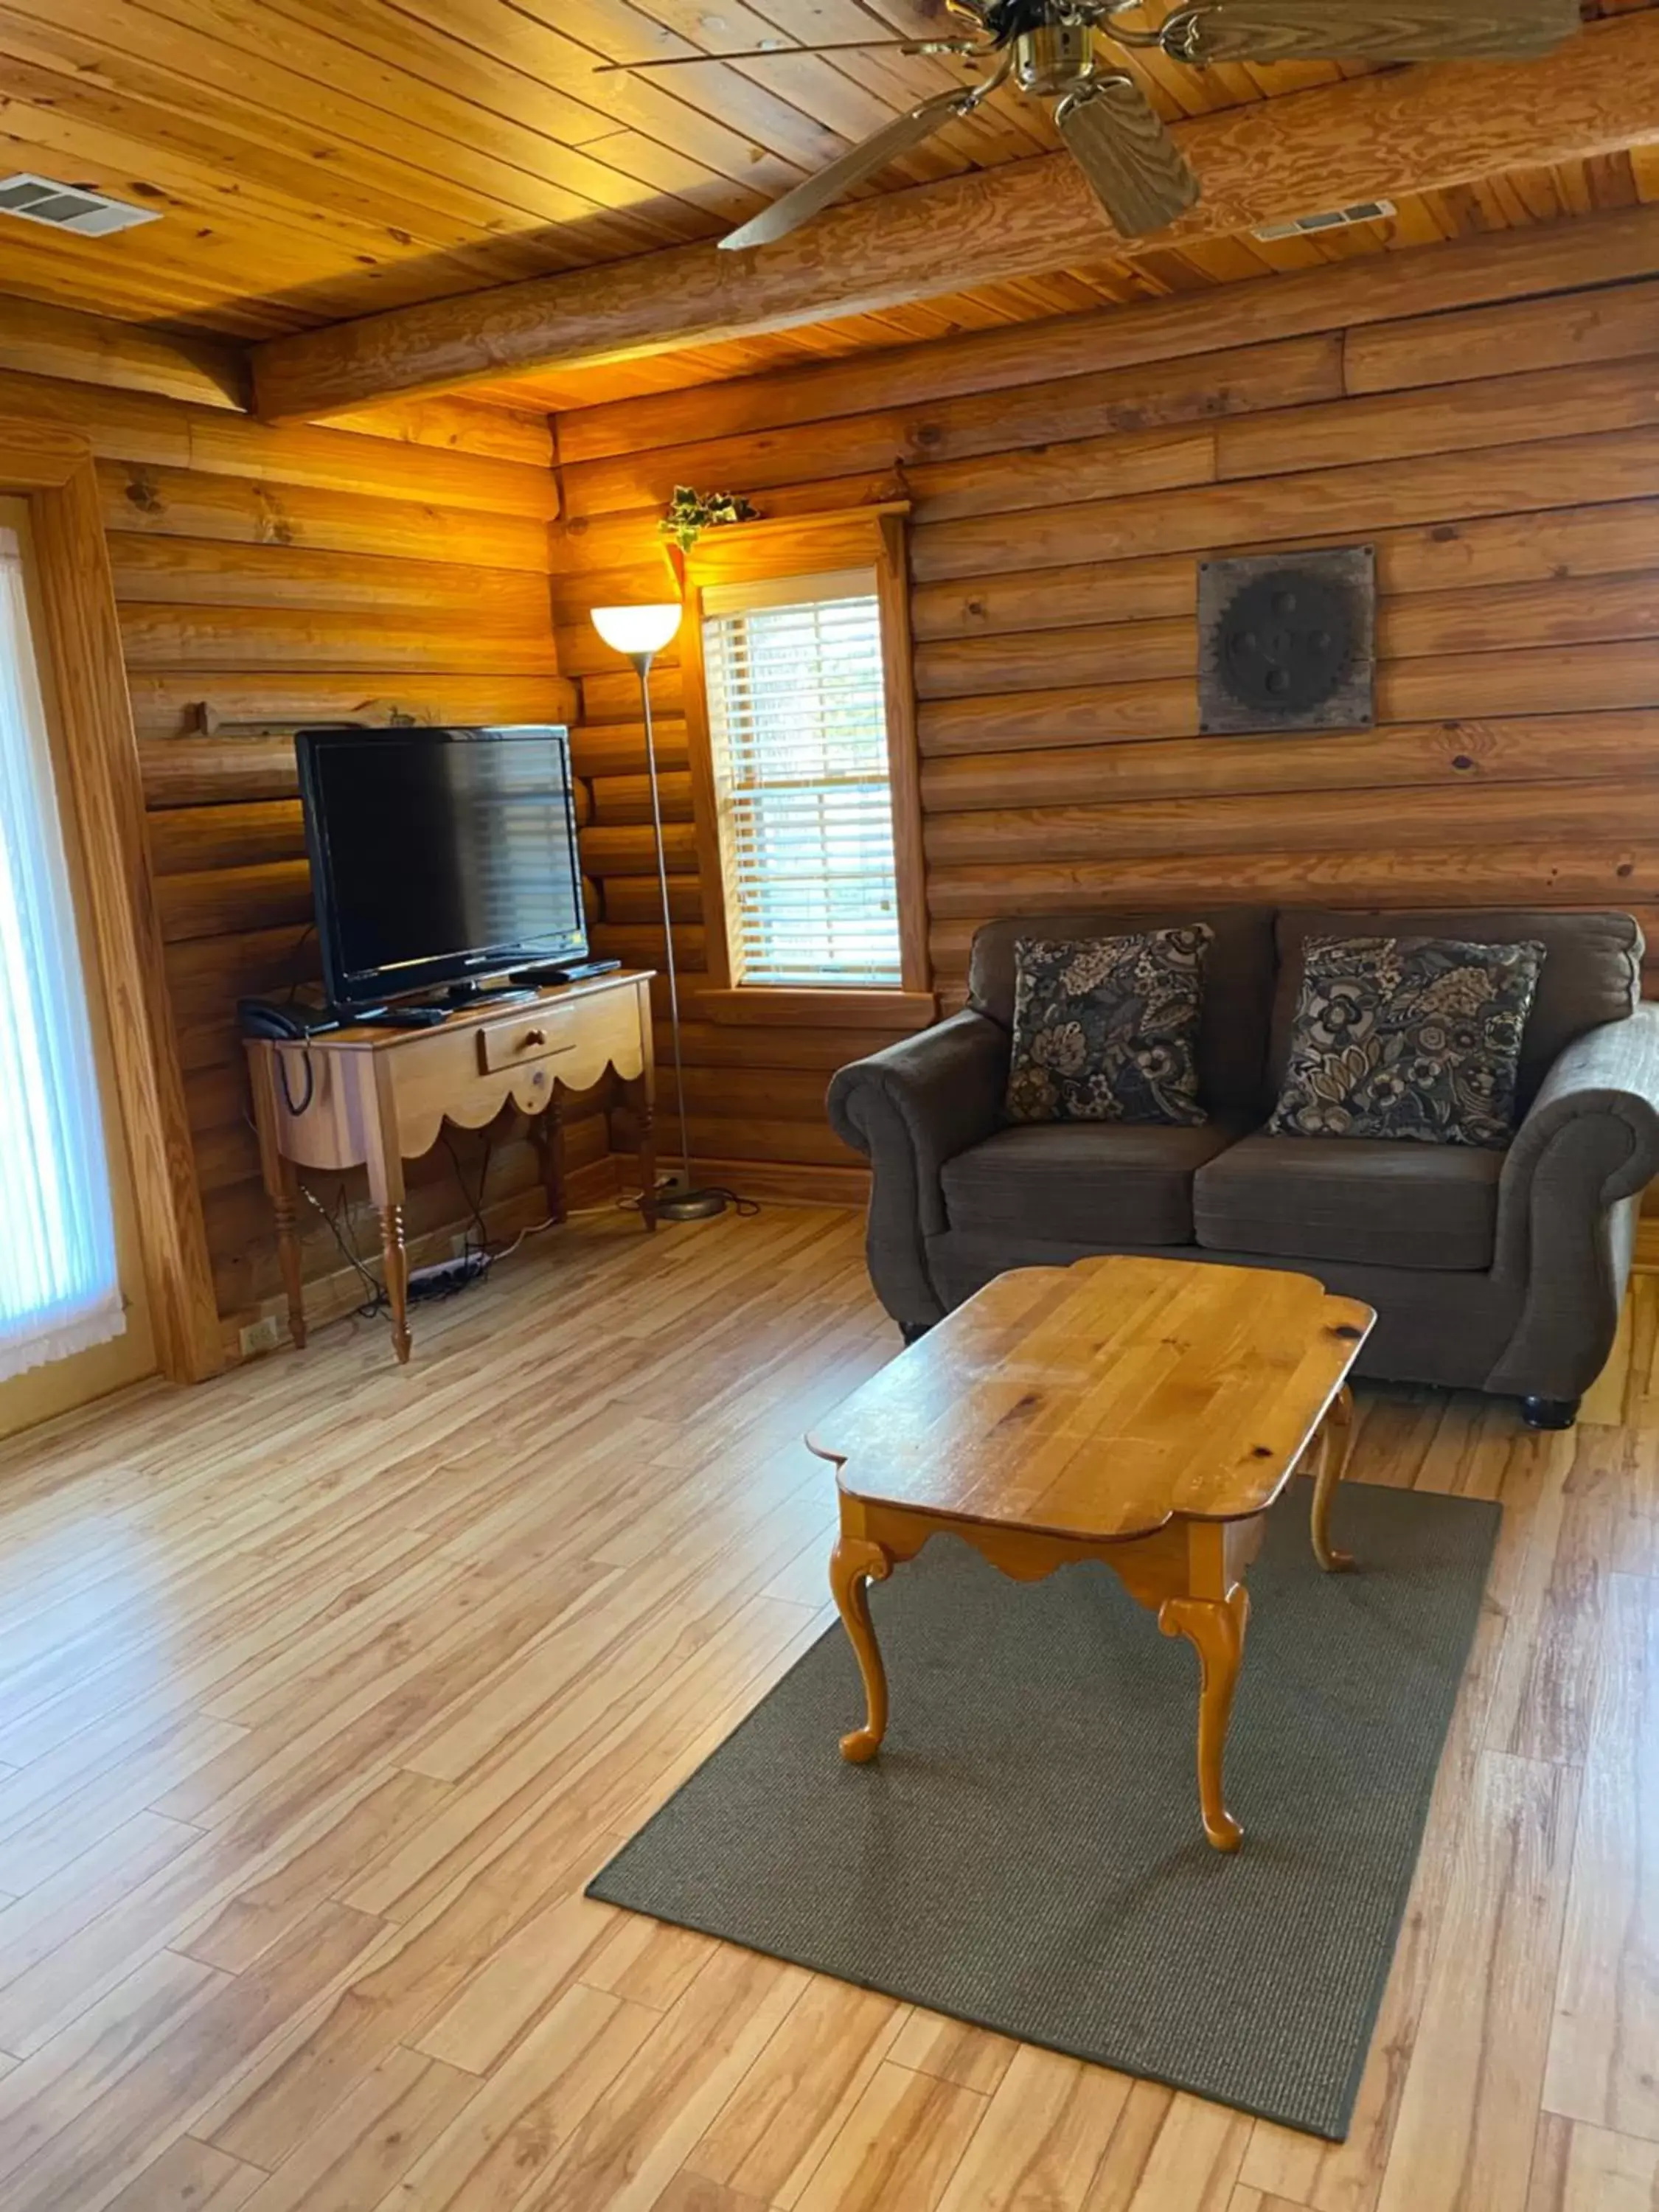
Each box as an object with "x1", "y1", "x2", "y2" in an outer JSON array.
[{"x1": 661, "y1": 484, "x2": 759, "y2": 553}]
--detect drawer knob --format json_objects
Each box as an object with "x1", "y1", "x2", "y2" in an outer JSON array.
[{"x1": 524, "y1": 1027, "x2": 546, "y2": 1046}]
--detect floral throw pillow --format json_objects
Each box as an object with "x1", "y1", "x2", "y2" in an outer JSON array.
[
  {"x1": 1004, "y1": 928, "x2": 1211, "y2": 1127},
  {"x1": 1269, "y1": 935, "x2": 1545, "y2": 1150}
]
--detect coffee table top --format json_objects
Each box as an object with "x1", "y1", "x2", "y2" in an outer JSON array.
[{"x1": 809, "y1": 1256, "x2": 1375, "y2": 1545}]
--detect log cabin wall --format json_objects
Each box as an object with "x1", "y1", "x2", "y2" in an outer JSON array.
[
  {"x1": 549, "y1": 214, "x2": 1659, "y2": 1198},
  {"x1": 0, "y1": 305, "x2": 584, "y2": 1352}
]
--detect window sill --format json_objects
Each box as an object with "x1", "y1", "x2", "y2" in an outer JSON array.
[{"x1": 698, "y1": 987, "x2": 937, "y2": 1031}]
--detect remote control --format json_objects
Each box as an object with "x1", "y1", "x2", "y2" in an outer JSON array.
[{"x1": 357, "y1": 1006, "x2": 449, "y2": 1029}]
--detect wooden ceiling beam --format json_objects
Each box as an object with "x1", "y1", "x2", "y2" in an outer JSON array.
[
  {"x1": 0, "y1": 296, "x2": 248, "y2": 411},
  {"x1": 249, "y1": 15, "x2": 1659, "y2": 425},
  {"x1": 0, "y1": 290, "x2": 554, "y2": 468},
  {"x1": 555, "y1": 201, "x2": 1659, "y2": 462}
]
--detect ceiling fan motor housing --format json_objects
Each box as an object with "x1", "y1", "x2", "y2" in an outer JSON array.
[{"x1": 1013, "y1": 21, "x2": 1096, "y2": 93}]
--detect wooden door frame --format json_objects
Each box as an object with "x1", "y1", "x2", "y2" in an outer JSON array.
[{"x1": 0, "y1": 419, "x2": 221, "y2": 1383}]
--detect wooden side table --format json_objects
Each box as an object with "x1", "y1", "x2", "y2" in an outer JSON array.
[
  {"x1": 246, "y1": 970, "x2": 655, "y2": 1363},
  {"x1": 808, "y1": 1255, "x2": 1375, "y2": 1852}
]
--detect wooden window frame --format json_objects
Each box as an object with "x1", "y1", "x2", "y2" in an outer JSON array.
[
  {"x1": 679, "y1": 507, "x2": 935, "y2": 1030},
  {"x1": 0, "y1": 418, "x2": 220, "y2": 1382}
]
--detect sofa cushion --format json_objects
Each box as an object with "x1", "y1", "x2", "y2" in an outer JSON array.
[
  {"x1": 1270, "y1": 908, "x2": 1642, "y2": 1116},
  {"x1": 969, "y1": 906, "x2": 1276, "y2": 1116},
  {"x1": 942, "y1": 1119, "x2": 1244, "y2": 1248},
  {"x1": 1194, "y1": 1131, "x2": 1503, "y2": 1273},
  {"x1": 1005, "y1": 927, "x2": 1211, "y2": 1127},
  {"x1": 1267, "y1": 934, "x2": 1544, "y2": 1150}
]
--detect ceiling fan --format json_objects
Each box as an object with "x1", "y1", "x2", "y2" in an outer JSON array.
[{"x1": 600, "y1": 1, "x2": 1583, "y2": 251}]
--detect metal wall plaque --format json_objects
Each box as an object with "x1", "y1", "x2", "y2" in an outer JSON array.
[{"x1": 1197, "y1": 546, "x2": 1376, "y2": 735}]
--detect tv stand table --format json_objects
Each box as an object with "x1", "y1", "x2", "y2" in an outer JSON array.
[{"x1": 246, "y1": 970, "x2": 656, "y2": 1363}]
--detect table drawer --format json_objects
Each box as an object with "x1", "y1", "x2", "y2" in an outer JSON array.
[{"x1": 476, "y1": 1007, "x2": 576, "y2": 1073}]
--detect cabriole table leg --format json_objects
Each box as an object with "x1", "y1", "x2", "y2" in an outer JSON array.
[
  {"x1": 1159, "y1": 1585, "x2": 1251, "y2": 1852},
  {"x1": 1311, "y1": 1383, "x2": 1357, "y2": 1573},
  {"x1": 829, "y1": 1531, "x2": 893, "y2": 1763}
]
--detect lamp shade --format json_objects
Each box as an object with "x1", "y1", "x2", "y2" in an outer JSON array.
[{"x1": 591, "y1": 603, "x2": 682, "y2": 657}]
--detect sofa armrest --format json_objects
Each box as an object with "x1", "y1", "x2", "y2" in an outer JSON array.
[
  {"x1": 1487, "y1": 1004, "x2": 1659, "y2": 1397},
  {"x1": 827, "y1": 1009, "x2": 1009, "y2": 1329}
]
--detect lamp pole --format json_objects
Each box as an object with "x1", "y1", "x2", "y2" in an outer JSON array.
[{"x1": 591, "y1": 605, "x2": 726, "y2": 1222}]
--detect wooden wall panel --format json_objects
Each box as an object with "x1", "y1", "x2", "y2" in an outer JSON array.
[
  {"x1": 551, "y1": 241, "x2": 1659, "y2": 1194},
  {"x1": 0, "y1": 320, "x2": 582, "y2": 1348},
  {"x1": 551, "y1": 207, "x2": 1659, "y2": 466},
  {"x1": 99, "y1": 464, "x2": 552, "y2": 573},
  {"x1": 556, "y1": 336, "x2": 1346, "y2": 520}
]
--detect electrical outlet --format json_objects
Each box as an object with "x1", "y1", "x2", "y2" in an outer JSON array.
[
  {"x1": 239, "y1": 1315, "x2": 282, "y2": 1358},
  {"x1": 451, "y1": 1233, "x2": 471, "y2": 1259}
]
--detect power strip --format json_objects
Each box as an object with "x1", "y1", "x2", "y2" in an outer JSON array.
[{"x1": 406, "y1": 1250, "x2": 492, "y2": 1303}]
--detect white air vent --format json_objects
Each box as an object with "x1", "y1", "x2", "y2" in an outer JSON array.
[
  {"x1": 1253, "y1": 199, "x2": 1397, "y2": 243},
  {"x1": 0, "y1": 174, "x2": 161, "y2": 238}
]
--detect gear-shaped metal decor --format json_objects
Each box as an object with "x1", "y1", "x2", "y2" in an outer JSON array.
[{"x1": 1197, "y1": 546, "x2": 1376, "y2": 736}]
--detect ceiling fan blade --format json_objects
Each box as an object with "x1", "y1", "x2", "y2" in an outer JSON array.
[
  {"x1": 1161, "y1": 1, "x2": 1582, "y2": 66},
  {"x1": 720, "y1": 89, "x2": 976, "y2": 251},
  {"x1": 594, "y1": 39, "x2": 974, "y2": 73},
  {"x1": 1055, "y1": 77, "x2": 1200, "y2": 241}
]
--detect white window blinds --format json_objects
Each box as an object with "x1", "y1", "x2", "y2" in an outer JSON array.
[
  {"x1": 702, "y1": 571, "x2": 902, "y2": 989},
  {"x1": 0, "y1": 525, "x2": 123, "y2": 1381}
]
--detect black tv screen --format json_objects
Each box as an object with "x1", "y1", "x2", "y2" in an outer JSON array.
[{"x1": 296, "y1": 725, "x2": 587, "y2": 1008}]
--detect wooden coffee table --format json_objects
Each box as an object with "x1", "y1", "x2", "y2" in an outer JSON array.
[{"x1": 807, "y1": 1255, "x2": 1376, "y2": 1851}]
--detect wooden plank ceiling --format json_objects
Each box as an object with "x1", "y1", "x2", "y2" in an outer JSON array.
[{"x1": 0, "y1": 0, "x2": 1656, "y2": 415}]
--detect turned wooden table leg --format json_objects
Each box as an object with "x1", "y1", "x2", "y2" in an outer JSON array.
[
  {"x1": 538, "y1": 1095, "x2": 568, "y2": 1225},
  {"x1": 248, "y1": 1043, "x2": 308, "y2": 1352},
  {"x1": 634, "y1": 1077, "x2": 658, "y2": 1232},
  {"x1": 271, "y1": 1172, "x2": 307, "y2": 1351},
  {"x1": 1160, "y1": 1585, "x2": 1251, "y2": 1852},
  {"x1": 830, "y1": 1533, "x2": 892, "y2": 1762},
  {"x1": 1311, "y1": 1383, "x2": 1357, "y2": 1573},
  {"x1": 360, "y1": 1057, "x2": 412, "y2": 1366},
  {"x1": 378, "y1": 1203, "x2": 411, "y2": 1365}
]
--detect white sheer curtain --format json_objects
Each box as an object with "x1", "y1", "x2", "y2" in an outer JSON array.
[{"x1": 0, "y1": 524, "x2": 123, "y2": 1380}]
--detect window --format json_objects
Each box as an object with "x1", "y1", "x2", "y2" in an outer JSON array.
[
  {"x1": 701, "y1": 570, "x2": 902, "y2": 990},
  {"x1": 0, "y1": 522, "x2": 123, "y2": 1380}
]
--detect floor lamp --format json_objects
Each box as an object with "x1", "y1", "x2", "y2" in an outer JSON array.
[{"x1": 589, "y1": 603, "x2": 728, "y2": 1222}]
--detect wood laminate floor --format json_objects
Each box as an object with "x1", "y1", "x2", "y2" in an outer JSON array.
[{"x1": 0, "y1": 1204, "x2": 1652, "y2": 2212}]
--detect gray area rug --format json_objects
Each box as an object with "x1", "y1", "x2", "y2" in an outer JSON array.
[{"x1": 588, "y1": 1480, "x2": 1499, "y2": 2139}]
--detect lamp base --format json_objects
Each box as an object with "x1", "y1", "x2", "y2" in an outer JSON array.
[{"x1": 656, "y1": 1185, "x2": 729, "y2": 1222}]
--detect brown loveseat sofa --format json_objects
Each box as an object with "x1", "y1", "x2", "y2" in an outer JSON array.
[{"x1": 827, "y1": 908, "x2": 1659, "y2": 1427}]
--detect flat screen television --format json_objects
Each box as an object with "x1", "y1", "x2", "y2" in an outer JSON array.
[{"x1": 296, "y1": 724, "x2": 588, "y2": 1010}]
